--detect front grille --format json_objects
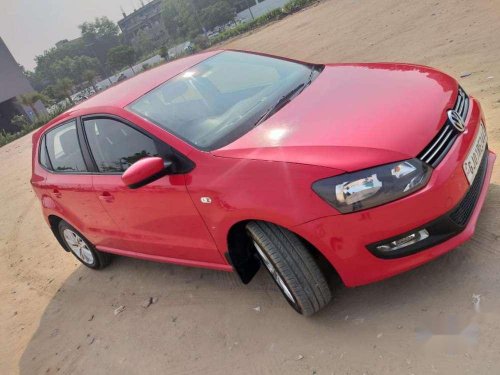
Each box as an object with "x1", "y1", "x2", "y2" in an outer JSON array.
[
  {"x1": 455, "y1": 86, "x2": 470, "y2": 122},
  {"x1": 418, "y1": 86, "x2": 470, "y2": 167},
  {"x1": 449, "y1": 149, "x2": 488, "y2": 226}
]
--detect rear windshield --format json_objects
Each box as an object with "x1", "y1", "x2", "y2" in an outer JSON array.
[{"x1": 128, "y1": 51, "x2": 314, "y2": 151}]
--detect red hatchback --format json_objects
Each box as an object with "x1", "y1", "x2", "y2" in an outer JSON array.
[{"x1": 31, "y1": 50, "x2": 495, "y2": 315}]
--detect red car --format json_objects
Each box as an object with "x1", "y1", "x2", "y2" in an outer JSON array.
[{"x1": 31, "y1": 50, "x2": 495, "y2": 315}]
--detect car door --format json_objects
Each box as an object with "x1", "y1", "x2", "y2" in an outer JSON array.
[
  {"x1": 82, "y1": 115, "x2": 223, "y2": 265},
  {"x1": 41, "y1": 120, "x2": 115, "y2": 244}
]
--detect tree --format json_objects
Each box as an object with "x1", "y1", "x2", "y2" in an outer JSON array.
[
  {"x1": 200, "y1": 1, "x2": 235, "y2": 30},
  {"x1": 107, "y1": 45, "x2": 136, "y2": 73},
  {"x1": 18, "y1": 92, "x2": 47, "y2": 120},
  {"x1": 29, "y1": 18, "x2": 118, "y2": 92},
  {"x1": 55, "y1": 78, "x2": 75, "y2": 105},
  {"x1": 83, "y1": 70, "x2": 99, "y2": 92},
  {"x1": 79, "y1": 17, "x2": 120, "y2": 76},
  {"x1": 72, "y1": 56, "x2": 100, "y2": 82},
  {"x1": 135, "y1": 29, "x2": 155, "y2": 58},
  {"x1": 32, "y1": 38, "x2": 88, "y2": 88},
  {"x1": 42, "y1": 85, "x2": 63, "y2": 103},
  {"x1": 159, "y1": 46, "x2": 169, "y2": 60}
]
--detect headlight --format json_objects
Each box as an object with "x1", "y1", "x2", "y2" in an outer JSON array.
[{"x1": 312, "y1": 159, "x2": 432, "y2": 213}]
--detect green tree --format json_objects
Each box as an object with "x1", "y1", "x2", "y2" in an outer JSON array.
[
  {"x1": 72, "y1": 56, "x2": 100, "y2": 82},
  {"x1": 83, "y1": 70, "x2": 99, "y2": 92},
  {"x1": 42, "y1": 85, "x2": 63, "y2": 103},
  {"x1": 135, "y1": 29, "x2": 155, "y2": 57},
  {"x1": 79, "y1": 17, "x2": 120, "y2": 76},
  {"x1": 31, "y1": 38, "x2": 87, "y2": 88},
  {"x1": 107, "y1": 45, "x2": 136, "y2": 73},
  {"x1": 200, "y1": 1, "x2": 235, "y2": 30},
  {"x1": 159, "y1": 46, "x2": 169, "y2": 60},
  {"x1": 162, "y1": 0, "x2": 237, "y2": 40},
  {"x1": 55, "y1": 78, "x2": 75, "y2": 105},
  {"x1": 18, "y1": 92, "x2": 48, "y2": 120}
]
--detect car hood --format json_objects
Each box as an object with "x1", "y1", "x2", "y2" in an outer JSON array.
[{"x1": 212, "y1": 63, "x2": 458, "y2": 172}]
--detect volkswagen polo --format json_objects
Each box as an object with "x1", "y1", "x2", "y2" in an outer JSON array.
[{"x1": 31, "y1": 50, "x2": 495, "y2": 315}]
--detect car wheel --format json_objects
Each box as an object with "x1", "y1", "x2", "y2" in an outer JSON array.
[
  {"x1": 246, "y1": 221, "x2": 332, "y2": 316},
  {"x1": 58, "y1": 221, "x2": 111, "y2": 269}
]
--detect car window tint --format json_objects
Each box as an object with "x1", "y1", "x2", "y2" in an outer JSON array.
[
  {"x1": 83, "y1": 118, "x2": 159, "y2": 173},
  {"x1": 45, "y1": 121, "x2": 87, "y2": 172},
  {"x1": 39, "y1": 136, "x2": 50, "y2": 169}
]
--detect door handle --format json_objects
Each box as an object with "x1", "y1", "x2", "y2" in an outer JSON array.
[
  {"x1": 53, "y1": 189, "x2": 62, "y2": 198},
  {"x1": 98, "y1": 191, "x2": 114, "y2": 203}
]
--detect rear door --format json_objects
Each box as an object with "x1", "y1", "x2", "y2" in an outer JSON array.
[
  {"x1": 82, "y1": 115, "x2": 223, "y2": 265},
  {"x1": 42, "y1": 120, "x2": 114, "y2": 244}
]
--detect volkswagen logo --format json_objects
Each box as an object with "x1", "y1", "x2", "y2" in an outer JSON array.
[{"x1": 447, "y1": 110, "x2": 466, "y2": 132}]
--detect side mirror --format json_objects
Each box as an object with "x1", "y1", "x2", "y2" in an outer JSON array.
[{"x1": 122, "y1": 157, "x2": 173, "y2": 189}]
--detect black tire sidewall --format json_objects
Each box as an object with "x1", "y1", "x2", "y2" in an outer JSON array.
[{"x1": 249, "y1": 233, "x2": 304, "y2": 314}]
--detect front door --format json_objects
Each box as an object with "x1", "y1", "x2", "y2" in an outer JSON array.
[{"x1": 82, "y1": 116, "x2": 223, "y2": 265}]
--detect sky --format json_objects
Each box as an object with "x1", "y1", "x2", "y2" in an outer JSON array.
[{"x1": 0, "y1": 0, "x2": 148, "y2": 71}]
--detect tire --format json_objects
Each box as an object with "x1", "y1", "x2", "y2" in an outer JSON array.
[
  {"x1": 246, "y1": 221, "x2": 332, "y2": 316},
  {"x1": 58, "y1": 221, "x2": 111, "y2": 270}
]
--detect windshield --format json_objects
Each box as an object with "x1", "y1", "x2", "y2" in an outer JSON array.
[{"x1": 128, "y1": 51, "x2": 318, "y2": 151}]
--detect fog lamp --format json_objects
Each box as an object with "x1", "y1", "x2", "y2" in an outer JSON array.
[{"x1": 376, "y1": 229, "x2": 429, "y2": 252}]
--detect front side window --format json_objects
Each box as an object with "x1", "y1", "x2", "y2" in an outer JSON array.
[
  {"x1": 83, "y1": 118, "x2": 159, "y2": 173},
  {"x1": 44, "y1": 121, "x2": 87, "y2": 172},
  {"x1": 129, "y1": 51, "x2": 316, "y2": 151}
]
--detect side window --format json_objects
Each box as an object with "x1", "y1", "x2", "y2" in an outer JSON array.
[
  {"x1": 83, "y1": 118, "x2": 159, "y2": 173},
  {"x1": 45, "y1": 121, "x2": 87, "y2": 172},
  {"x1": 39, "y1": 135, "x2": 50, "y2": 169}
]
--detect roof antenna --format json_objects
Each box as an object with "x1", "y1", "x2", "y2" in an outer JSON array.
[{"x1": 120, "y1": 6, "x2": 126, "y2": 17}]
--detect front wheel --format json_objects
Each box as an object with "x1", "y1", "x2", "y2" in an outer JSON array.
[
  {"x1": 246, "y1": 221, "x2": 332, "y2": 316},
  {"x1": 58, "y1": 221, "x2": 111, "y2": 269}
]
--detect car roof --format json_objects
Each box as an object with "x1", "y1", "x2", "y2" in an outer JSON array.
[
  {"x1": 35, "y1": 50, "x2": 222, "y2": 138},
  {"x1": 73, "y1": 50, "x2": 221, "y2": 110}
]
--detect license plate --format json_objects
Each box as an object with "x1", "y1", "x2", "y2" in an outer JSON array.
[{"x1": 463, "y1": 124, "x2": 487, "y2": 185}]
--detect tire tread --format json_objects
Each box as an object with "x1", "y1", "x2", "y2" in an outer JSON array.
[{"x1": 247, "y1": 221, "x2": 331, "y2": 315}]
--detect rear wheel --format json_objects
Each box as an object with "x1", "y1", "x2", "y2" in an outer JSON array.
[
  {"x1": 58, "y1": 221, "x2": 111, "y2": 269},
  {"x1": 246, "y1": 221, "x2": 332, "y2": 316}
]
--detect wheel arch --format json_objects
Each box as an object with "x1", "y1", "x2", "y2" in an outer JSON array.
[
  {"x1": 226, "y1": 219, "x2": 340, "y2": 285},
  {"x1": 48, "y1": 214, "x2": 69, "y2": 252}
]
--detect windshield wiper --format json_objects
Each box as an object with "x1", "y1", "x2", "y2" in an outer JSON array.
[{"x1": 254, "y1": 83, "x2": 306, "y2": 127}]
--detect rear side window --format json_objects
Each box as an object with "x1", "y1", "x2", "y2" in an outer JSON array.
[
  {"x1": 44, "y1": 121, "x2": 87, "y2": 172},
  {"x1": 83, "y1": 118, "x2": 159, "y2": 173},
  {"x1": 39, "y1": 136, "x2": 50, "y2": 169}
]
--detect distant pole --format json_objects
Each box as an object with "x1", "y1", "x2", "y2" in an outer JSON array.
[{"x1": 244, "y1": 0, "x2": 255, "y2": 20}]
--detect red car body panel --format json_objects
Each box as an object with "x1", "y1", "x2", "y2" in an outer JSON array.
[
  {"x1": 30, "y1": 50, "x2": 496, "y2": 285},
  {"x1": 214, "y1": 63, "x2": 457, "y2": 171}
]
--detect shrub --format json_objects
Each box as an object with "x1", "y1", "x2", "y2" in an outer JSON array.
[
  {"x1": 0, "y1": 102, "x2": 72, "y2": 147},
  {"x1": 283, "y1": 0, "x2": 316, "y2": 13},
  {"x1": 209, "y1": 1, "x2": 316, "y2": 46}
]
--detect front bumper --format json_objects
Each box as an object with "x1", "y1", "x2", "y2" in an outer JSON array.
[{"x1": 293, "y1": 98, "x2": 496, "y2": 287}]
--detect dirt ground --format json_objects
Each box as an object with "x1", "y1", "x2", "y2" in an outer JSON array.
[{"x1": 2, "y1": 0, "x2": 500, "y2": 373}]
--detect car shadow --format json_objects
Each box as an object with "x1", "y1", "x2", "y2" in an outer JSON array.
[{"x1": 19, "y1": 184, "x2": 500, "y2": 374}]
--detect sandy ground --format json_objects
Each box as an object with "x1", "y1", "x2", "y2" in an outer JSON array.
[{"x1": 2, "y1": 0, "x2": 500, "y2": 373}]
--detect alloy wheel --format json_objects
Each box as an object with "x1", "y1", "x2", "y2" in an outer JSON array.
[{"x1": 63, "y1": 229, "x2": 95, "y2": 265}]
